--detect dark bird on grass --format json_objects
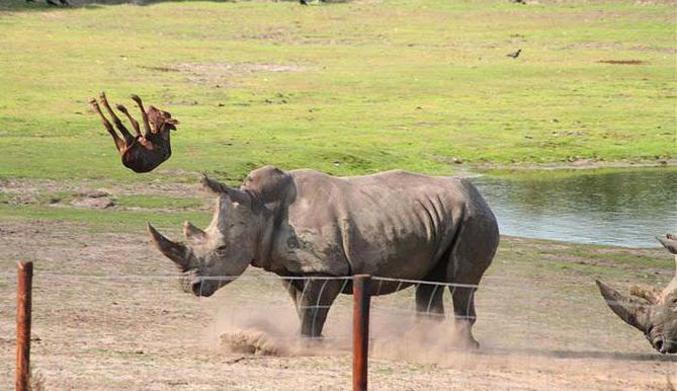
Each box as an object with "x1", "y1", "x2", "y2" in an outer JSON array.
[
  {"x1": 299, "y1": 0, "x2": 308, "y2": 5},
  {"x1": 507, "y1": 49, "x2": 522, "y2": 59}
]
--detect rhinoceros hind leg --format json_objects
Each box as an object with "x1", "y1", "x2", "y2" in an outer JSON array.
[
  {"x1": 449, "y1": 285, "x2": 480, "y2": 349},
  {"x1": 445, "y1": 218, "x2": 499, "y2": 349}
]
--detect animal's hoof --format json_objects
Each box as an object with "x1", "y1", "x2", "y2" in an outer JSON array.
[
  {"x1": 457, "y1": 339, "x2": 480, "y2": 350},
  {"x1": 451, "y1": 335, "x2": 480, "y2": 350}
]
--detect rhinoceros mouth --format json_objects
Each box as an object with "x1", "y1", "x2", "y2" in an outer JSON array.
[{"x1": 190, "y1": 279, "x2": 214, "y2": 297}]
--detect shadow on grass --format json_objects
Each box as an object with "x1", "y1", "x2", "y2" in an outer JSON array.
[{"x1": 1, "y1": 0, "x2": 350, "y2": 13}]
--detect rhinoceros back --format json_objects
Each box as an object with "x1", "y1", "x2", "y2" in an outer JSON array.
[{"x1": 278, "y1": 169, "x2": 498, "y2": 281}]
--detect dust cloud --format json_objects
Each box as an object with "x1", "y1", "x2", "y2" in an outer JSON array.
[{"x1": 206, "y1": 302, "x2": 476, "y2": 366}]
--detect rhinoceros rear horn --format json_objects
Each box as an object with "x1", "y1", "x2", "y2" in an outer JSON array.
[
  {"x1": 595, "y1": 280, "x2": 650, "y2": 333},
  {"x1": 183, "y1": 221, "x2": 206, "y2": 241},
  {"x1": 147, "y1": 223, "x2": 191, "y2": 270}
]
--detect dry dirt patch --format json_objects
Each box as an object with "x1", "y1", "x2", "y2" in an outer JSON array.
[
  {"x1": 598, "y1": 59, "x2": 645, "y2": 65},
  {"x1": 144, "y1": 62, "x2": 306, "y2": 86},
  {"x1": 70, "y1": 190, "x2": 115, "y2": 209},
  {"x1": 0, "y1": 220, "x2": 675, "y2": 390}
]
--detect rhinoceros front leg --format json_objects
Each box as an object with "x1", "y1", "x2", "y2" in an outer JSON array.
[
  {"x1": 282, "y1": 278, "x2": 303, "y2": 317},
  {"x1": 293, "y1": 278, "x2": 343, "y2": 338},
  {"x1": 415, "y1": 283, "x2": 445, "y2": 319}
]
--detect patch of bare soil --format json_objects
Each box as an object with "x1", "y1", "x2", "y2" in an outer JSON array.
[
  {"x1": 0, "y1": 220, "x2": 675, "y2": 390},
  {"x1": 0, "y1": 177, "x2": 211, "y2": 214},
  {"x1": 0, "y1": 177, "x2": 199, "y2": 198},
  {"x1": 561, "y1": 41, "x2": 675, "y2": 53},
  {"x1": 70, "y1": 190, "x2": 115, "y2": 209},
  {"x1": 156, "y1": 62, "x2": 306, "y2": 86},
  {"x1": 598, "y1": 59, "x2": 645, "y2": 65},
  {"x1": 473, "y1": 158, "x2": 676, "y2": 171}
]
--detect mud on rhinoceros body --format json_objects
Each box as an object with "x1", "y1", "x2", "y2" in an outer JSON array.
[{"x1": 148, "y1": 165, "x2": 500, "y2": 348}]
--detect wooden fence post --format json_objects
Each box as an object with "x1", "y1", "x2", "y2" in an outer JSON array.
[
  {"x1": 352, "y1": 274, "x2": 371, "y2": 391},
  {"x1": 16, "y1": 261, "x2": 33, "y2": 391}
]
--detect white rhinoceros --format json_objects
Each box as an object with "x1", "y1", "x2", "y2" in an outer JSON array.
[
  {"x1": 148, "y1": 166, "x2": 499, "y2": 348},
  {"x1": 596, "y1": 234, "x2": 677, "y2": 354}
]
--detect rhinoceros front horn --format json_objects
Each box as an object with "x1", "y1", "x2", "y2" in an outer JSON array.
[
  {"x1": 147, "y1": 223, "x2": 191, "y2": 270},
  {"x1": 595, "y1": 280, "x2": 650, "y2": 333}
]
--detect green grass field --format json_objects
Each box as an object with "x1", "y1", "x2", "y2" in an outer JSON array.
[{"x1": 0, "y1": 0, "x2": 674, "y2": 184}]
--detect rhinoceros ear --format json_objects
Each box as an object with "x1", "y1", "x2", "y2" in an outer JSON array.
[
  {"x1": 183, "y1": 221, "x2": 206, "y2": 242},
  {"x1": 201, "y1": 173, "x2": 228, "y2": 194},
  {"x1": 200, "y1": 174, "x2": 251, "y2": 206},
  {"x1": 595, "y1": 280, "x2": 650, "y2": 333},
  {"x1": 148, "y1": 223, "x2": 192, "y2": 270}
]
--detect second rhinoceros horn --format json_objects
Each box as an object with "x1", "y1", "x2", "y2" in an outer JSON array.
[
  {"x1": 595, "y1": 279, "x2": 651, "y2": 333},
  {"x1": 183, "y1": 221, "x2": 206, "y2": 241}
]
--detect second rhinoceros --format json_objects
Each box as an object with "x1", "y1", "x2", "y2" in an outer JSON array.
[{"x1": 148, "y1": 166, "x2": 499, "y2": 348}]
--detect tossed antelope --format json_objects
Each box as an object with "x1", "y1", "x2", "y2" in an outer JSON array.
[
  {"x1": 596, "y1": 233, "x2": 677, "y2": 354},
  {"x1": 89, "y1": 92, "x2": 178, "y2": 173}
]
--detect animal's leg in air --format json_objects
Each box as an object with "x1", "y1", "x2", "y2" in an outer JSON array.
[
  {"x1": 116, "y1": 104, "x2": 142, "y2": 137},
  {"x1": 130, "y1": 94, "x2": 153, "y2": 137},
  {"x1": 297, "y1": 278, "x2": 343, "y2": 338},
  {"x1": 99, "y1": 92, "x2": 134, "y2": 144},
  {"x1": 89, "y1": 98, "x2": 125, "y2": 153}
]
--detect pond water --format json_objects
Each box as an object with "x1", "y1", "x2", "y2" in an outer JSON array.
[{"x1": 471, "y1": 168, "x2": 677, "y2": 248}]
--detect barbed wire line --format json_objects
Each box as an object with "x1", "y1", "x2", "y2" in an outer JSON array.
[
  {"x1": 0, "y1": 270, "x2": 587, "y2": 287},
  {"x1": 1, "y1": 267, "x2": 667, "y2": 359}
]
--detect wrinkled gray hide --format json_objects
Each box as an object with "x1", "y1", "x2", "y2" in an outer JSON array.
[
  {"x1": 596, "y1": 234, "x2": 677, "y2": 354},
  {"x1": 149, "y1": 166, "x2": 500, "y2": 347}
]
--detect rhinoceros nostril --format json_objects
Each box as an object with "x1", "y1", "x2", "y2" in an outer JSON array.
[
  {"x1": 191, "y1": 281, "x2": 203, "y2": 296},
  {"x1": 654, "y1": 339, "x2": 664, "y2": 352}
]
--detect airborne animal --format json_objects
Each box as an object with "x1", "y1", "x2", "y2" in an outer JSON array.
[
  {"x1": 148, "y1": 166, "x2": 500, "y2": 348},
  {"x1": 90, "y1": 92, "x2": 178, "y2": 173},
  {"x1": 596, "y1": 233, "x2": 677, "y2": 354}
]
